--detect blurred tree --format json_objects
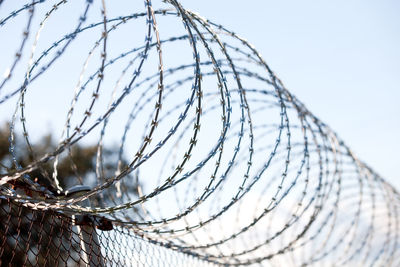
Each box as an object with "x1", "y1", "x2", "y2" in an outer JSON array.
[{"x1": 0, "y1": 124, "x2": 138, "y2": 266}]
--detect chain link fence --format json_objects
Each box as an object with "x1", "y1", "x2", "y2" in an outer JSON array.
[{"x1": 0, "y1": 199, "x2": 220, "y2": 266}]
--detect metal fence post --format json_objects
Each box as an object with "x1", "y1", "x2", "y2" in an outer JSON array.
[{"x1": 65, "y1": 185, "x2": 105, "y2": 267}]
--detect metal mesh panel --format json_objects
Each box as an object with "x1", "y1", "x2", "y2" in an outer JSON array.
[
  {"x1": 0, "y1": 199, "x2": 218, "y2": 266},
  {"x1": 0, "y1": 199, "x2": 80, "y2": 266}
]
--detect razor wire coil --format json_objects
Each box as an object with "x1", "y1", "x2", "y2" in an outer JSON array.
[{"x1": 0, "y1": 0, "x2": 399, "y2": 266}]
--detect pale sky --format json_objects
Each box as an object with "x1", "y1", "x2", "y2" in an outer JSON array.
[{"x1": 177, "y1": 0, "x2": 400, "y2": 189}]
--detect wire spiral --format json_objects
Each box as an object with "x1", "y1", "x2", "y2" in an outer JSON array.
[{"x1": 0, "y1": 0, "x2": 399, "y2": 266}]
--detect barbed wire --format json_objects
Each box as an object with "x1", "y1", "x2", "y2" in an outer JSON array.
[{"x1": 0, "y1": 0, "x2": 399, "y2": 266}]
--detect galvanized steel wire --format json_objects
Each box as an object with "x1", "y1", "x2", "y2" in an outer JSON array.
[{"x1": 0, "y1": 0, "x2": 399, "y2": 266}]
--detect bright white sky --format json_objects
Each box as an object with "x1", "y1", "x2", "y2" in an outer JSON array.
[{"x1": 177, "y1": 0, "x2": 400, "y2": 189}]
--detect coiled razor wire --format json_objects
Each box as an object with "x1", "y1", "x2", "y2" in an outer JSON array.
[{"x1": 0, "y1": 0, "x2": 399, "y2": 266}]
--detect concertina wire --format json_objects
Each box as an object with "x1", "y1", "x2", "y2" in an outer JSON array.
[{"x1": 0, "y1": 0, "x2": 399, "y2": 266}]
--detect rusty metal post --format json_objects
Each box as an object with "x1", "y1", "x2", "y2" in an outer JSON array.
[{"x1": 65, "y1": 185, "x2": 105, "y2": 267}]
